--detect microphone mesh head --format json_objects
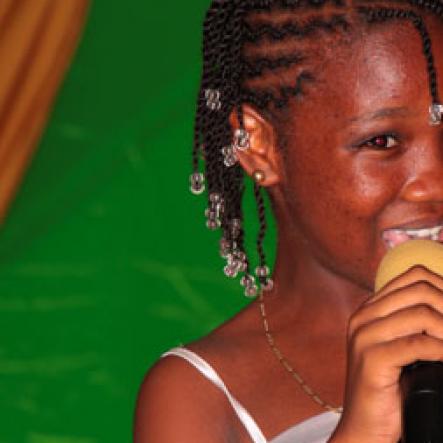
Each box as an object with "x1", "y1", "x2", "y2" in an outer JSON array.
[{"x1": 375, "y1": 239, "x2": 443, "y2": 292}]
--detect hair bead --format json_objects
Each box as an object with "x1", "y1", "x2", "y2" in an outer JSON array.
[{"x1": 429, "y1": 103, "x2": 443, "y2": 126}]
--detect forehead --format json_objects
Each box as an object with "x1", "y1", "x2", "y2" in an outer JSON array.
[{"x1": 289, "y1": 16, "x2": 443, "y2": 130}]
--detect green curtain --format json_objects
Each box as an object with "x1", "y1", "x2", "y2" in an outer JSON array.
[{"x1": 0, "y1": 1, "x2": 276, "y2": 442}]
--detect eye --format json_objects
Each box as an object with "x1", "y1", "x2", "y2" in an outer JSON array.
[{"x1": 359, "y1": 134, "x2": 399, "y2": 150}]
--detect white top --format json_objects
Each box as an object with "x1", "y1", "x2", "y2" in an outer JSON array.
[{"x1": 162, "y1": 347, "x2": 341, "y2": 443}]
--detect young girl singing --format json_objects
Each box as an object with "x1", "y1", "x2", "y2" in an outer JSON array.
[{"x1": 135, "y1": 1, "x2": 443, "y2": 442}]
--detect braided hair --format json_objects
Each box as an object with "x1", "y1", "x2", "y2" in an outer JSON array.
[{"x1": 189, "y1": 0, "x2": 443, "y2": 298}]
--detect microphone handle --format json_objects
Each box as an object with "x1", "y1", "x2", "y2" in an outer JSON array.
[{"x1": 400, "y1": 361, "x2": 443, "y2": 443}]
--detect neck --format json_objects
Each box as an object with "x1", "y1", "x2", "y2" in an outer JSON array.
[
  {"x1": 269, "y1": 232, "x2": 371, "y2": 338},
  {"x1": 262, "y1": 233, "x2": 369, "y2": 408}
]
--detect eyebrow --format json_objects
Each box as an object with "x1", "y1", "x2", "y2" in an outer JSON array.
[{"x1": 348, "y1": 106, "x2": 412, "y2": 124}]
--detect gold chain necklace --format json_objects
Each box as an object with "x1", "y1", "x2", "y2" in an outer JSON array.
[{"x1": 258, "y1": 293, "x2": 343, "y2": 414}]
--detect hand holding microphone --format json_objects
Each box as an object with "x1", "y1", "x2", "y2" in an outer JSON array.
[
  {"x1": 331, "y1": 240, "x2": 443, "y2": 443},
  {"x1": 376, "y1": 240, "x2": 443, "y2": 443}
]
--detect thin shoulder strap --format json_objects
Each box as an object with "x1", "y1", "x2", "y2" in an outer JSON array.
[{"x1": 162, "y1": 347, "x2": 267, "y2": 443}]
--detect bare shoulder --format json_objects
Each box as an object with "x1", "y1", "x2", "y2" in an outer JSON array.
[
  {"x1": 134, "y1": 352, "x2": 234, "y2": 442},
  {"x1": 134, "y1": 302, "x2": 264, "y2": 443}
]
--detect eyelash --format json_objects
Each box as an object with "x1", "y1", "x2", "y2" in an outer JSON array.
[{"x1": 357, "y1": 133, "x2": 400, "y2": 150}]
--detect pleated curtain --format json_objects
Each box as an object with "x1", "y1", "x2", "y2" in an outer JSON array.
[{"x1": 0, "y1": 0, "x2": 90, "y2": 222}]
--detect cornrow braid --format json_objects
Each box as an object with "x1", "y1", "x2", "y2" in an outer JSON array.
[
  {"x1": 358, "y1": 6, "x2": 440, "y2": 104},
  {"x1": 357, "y1": 0, "x2": 443, "y2": 18},
  {"x1": 243, "y1": 13, "x2": 350, "y2": 42},
  {"x1": 243, "y1": 0, "x2": 347, "y2": 11},
  {"x1": 190, "y1": 0, "x2": 443, "y2": 298},
  {"x1": 242, "y1": 70, "x2": 315, "y2": 110},
  {"x1": 241, "y1": 53, "x2": 305, "y2": 78}
]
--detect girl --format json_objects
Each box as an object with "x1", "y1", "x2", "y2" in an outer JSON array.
[{"x1": 135, "y1": 1, "x2": 443, "y2": 442}]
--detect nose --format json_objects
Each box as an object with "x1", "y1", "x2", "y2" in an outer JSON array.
[{"x1": 400, "y1": 144, "x2": 443, "y2": 203}]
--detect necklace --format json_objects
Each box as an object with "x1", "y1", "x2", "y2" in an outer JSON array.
[{"x1": 259, "y1": 293, "x2": 343, "y2": 414}]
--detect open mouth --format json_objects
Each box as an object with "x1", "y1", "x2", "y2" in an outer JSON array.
[{"x1": 382, "y1": 225, "x2": 443, "y2": 249}]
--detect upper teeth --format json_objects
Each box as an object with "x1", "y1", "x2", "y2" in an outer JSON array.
[{"x1": 399, "y1": 224, "x2": 443, "y2": 240}]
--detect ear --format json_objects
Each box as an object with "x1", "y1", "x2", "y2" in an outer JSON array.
[{"x1": 229, "y1": 105, "x2": 281, "y2": 186}]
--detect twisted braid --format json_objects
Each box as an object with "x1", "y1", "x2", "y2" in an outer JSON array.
[{"x1": 254, "y1": 183, "x2": 268, "y2": 268}]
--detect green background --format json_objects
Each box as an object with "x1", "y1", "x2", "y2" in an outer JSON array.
[{"x1": 0, "y1": 1, "x2": 276, "y2": 442}]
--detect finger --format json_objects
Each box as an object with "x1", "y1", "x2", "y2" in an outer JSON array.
[
  {"x1": 361, "y1": 334, "x2": 443, "y2": 381},
  {"x1": 350, "y1": 281, "x2": 443, "y2": 337},
  {"x1": 371, "y1": 264, "x2": 443, "y2": 303},
  {"x1": 350, "y1": 304, "x2": 443, "y2": 354}
]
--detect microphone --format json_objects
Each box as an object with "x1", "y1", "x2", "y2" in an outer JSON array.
[{"x1": 375, "y1": 239, "x2": 443, "y2": 443}]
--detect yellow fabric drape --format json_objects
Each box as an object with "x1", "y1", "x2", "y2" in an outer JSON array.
[{"x1": 0, "y1": 0, "x2": 90, "y2": 222}]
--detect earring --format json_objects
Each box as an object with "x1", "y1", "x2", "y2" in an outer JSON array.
[
  {"x1": 233, "y1": 129, "x2": 250, "y2": 151},
  {"x1": 253, "y1": 170, "x2": 266, "y2": 184},
  {"x1": 222, "y1": 129, "x2": 251, "y2": 168},
  {"x1": 429, "y1": 103, "x2": 443, "y2": 126}
]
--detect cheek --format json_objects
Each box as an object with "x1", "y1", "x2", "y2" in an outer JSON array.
[
  {"x1": 287, "y1": 150, "x2": 402, "y2": 247},
  {"x1": 340, "y1": 157, "x2": 401, "y2": 217},
  {"x1": 285, "y1": 152, "x2": 405, "y2": 287}
]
